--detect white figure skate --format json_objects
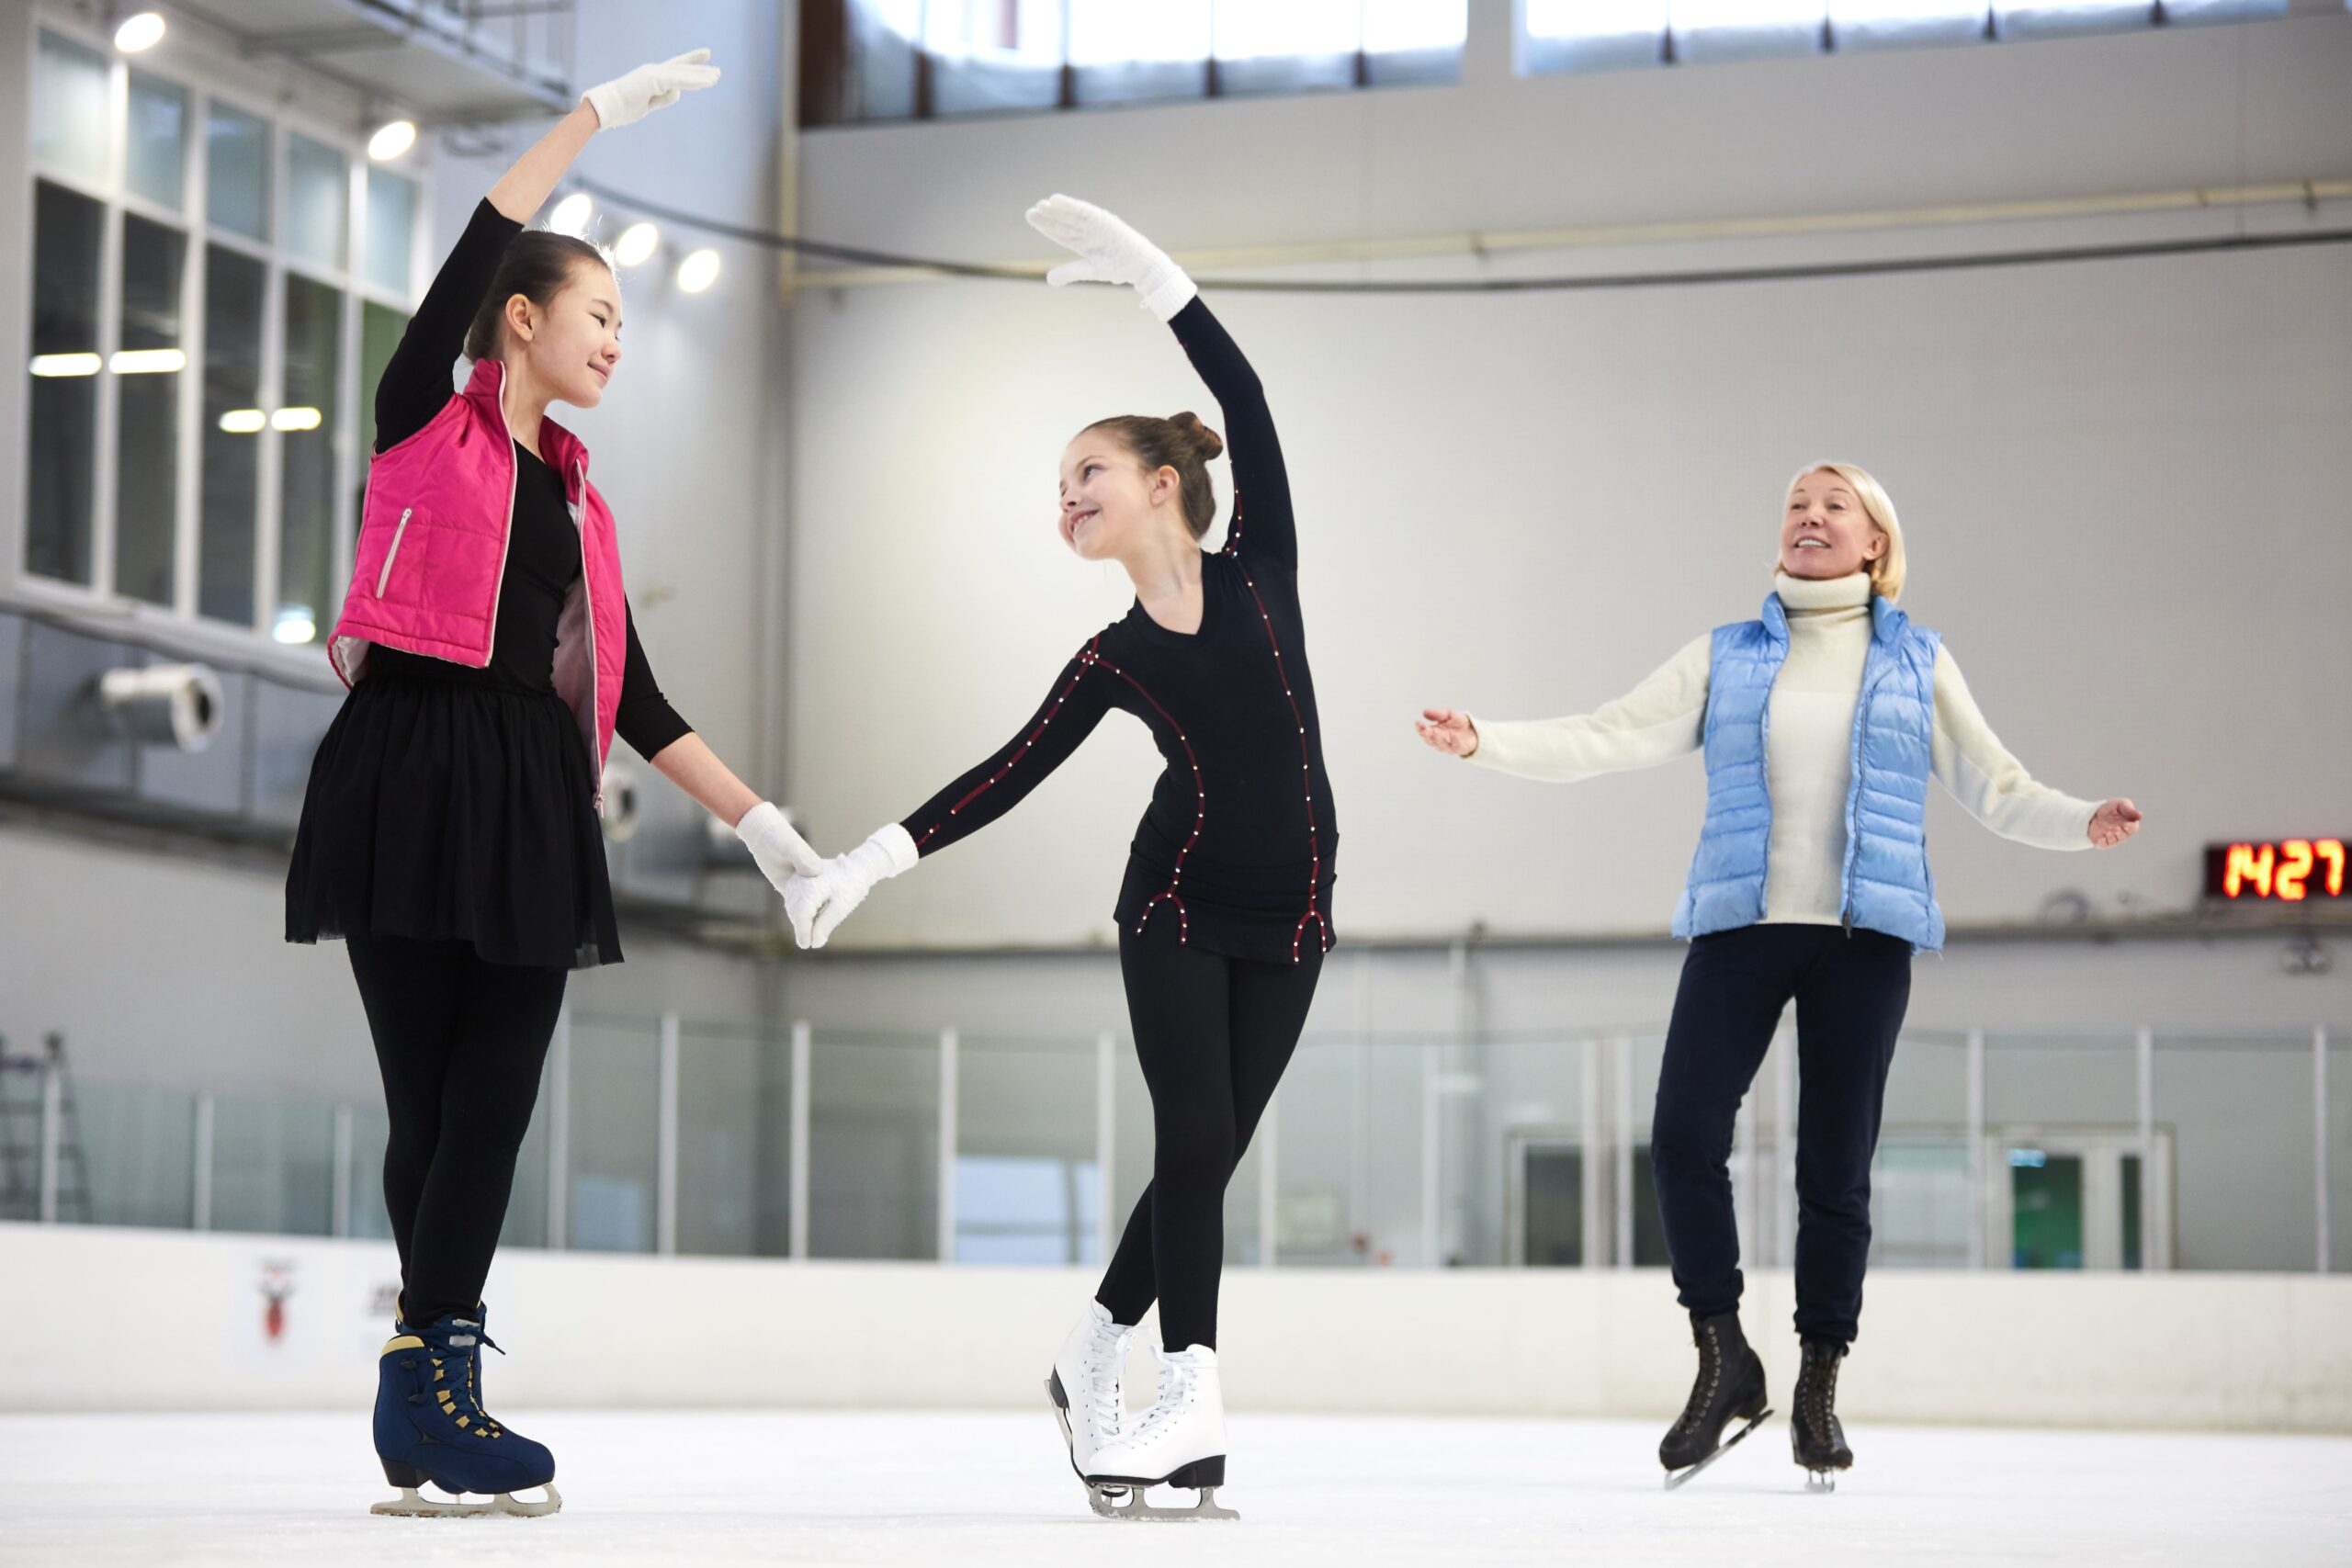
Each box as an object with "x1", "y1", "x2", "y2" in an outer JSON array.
[
  {"x1": 1081, "y1": 1342, "x2": 1236, "y2": 1522},
  {"x1": 1047, "y1": 1302, "x2": 1135, "y2": 1501}
]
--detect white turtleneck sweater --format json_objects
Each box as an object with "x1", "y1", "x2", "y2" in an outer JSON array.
[{"x1": 1466, "y1": 571, "x2": 2097, "y2": 927}]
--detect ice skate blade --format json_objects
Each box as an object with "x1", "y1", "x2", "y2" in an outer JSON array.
[
  {"x1": 1087, "y1": 1483, "x2": 1237, "y2": 1522},
  {"x1": 370, "y1": 1483, "x2": 561, "y2": 1518},
  {"x1": 1047, "y1": 1374, "x2": 1128, "y2": 1504},
  {"x1": 1804, "y1": 1467, "x2": 1840, "y2": 1494},
  {"x1": 1662, "y1": 1407, "x2": 1774, "y2": 1491}
]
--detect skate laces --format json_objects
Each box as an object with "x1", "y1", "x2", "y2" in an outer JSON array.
[
  {"x1": 417, "y1": 1328, "x2": 508, "y2": 1439},
  {"x1": 1082, "y1": 1323, "x2": 1129, "y2": 1436},
  {"x1": 1129, "y1": 1357, "x2": 1198, "y2": 1443},
  {"x1": 1672, "y1": 1323, "x2": 1724, "y2": 1435},
  {"x1": 1802, "y1": 1346, "x2": 1841, "y2": 1429}
]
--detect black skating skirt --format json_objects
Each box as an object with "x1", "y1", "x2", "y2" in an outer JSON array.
[{"x1": 285, "y1": 665, "x2": 622, "y2": 970}]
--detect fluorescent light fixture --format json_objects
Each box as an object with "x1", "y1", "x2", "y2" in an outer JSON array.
[
  {"x1": 2008, "y1": 1148, "x2": 2049, "y2": 1168},
  {"x1": 217, "y1": 409, "x2": 268, "y2": 434},
  {"x1": 271, "y1": 407, "x2": 323, "y2": 432},
  {"x1": 110, "y1": 348, "x2": 187, "y2": 374},
  {"x1": 368, "y1": 120, "x2": 418, "y2": 162},
  {"x1": 613, "y1": 221, "x2": 661, "y2": 268},
  {"x1": 676, "y1": 248, "x2": 721, "y2": 294},
  {"x1": 548, "y1": 192, "x2": 594, "y2": 237},
  {"x1": 115, "y1": 11, "x2": 165, "y2": 52},
  {"x1": 30, "y1": 353, "x2": 104, "y2": 378},
  {"x1": 272, "y1": 610, "x2": 317, "y2": 645}
]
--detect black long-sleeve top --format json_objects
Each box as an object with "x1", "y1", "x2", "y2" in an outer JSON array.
[
  {"x1": 898, "y1": 299, "x2": 1337, "y2": 964},
  {"x1": 367, "y1": 198, "x2": 691, "y2": 761}
]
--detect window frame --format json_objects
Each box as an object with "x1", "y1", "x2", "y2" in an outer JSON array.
[
  {"x1": 7, "y1": 7, "x2": 427, "y2": 672},
  {"x1": 1514, "y1": 1, "x2": 2298, "y2": 78},
  {"x1": 812, "y1": 0, "x2": 1469, "y2": 126}
]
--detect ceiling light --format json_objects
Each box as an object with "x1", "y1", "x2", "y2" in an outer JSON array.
[
  {"x1": 548, "y1": 192, "x2": 594, "y2": 237},
  {"x1": 676, "y1": 248, "x2": 721, "y2": 294},
  {"x1": 368, "y1": 120, "x2": 417, "y2": 162},
  {"x1": 110, "y1": 348, "x2": 187, "y2": 374},
  {"x1": 115, "y1": 12, "x2": 165, "y2": 52},
  {"x1": 614, "y1": 221, "x2": 660, "y2": 268}
]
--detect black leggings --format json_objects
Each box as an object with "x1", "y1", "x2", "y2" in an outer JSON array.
[
  {"x1": 1649, "y1": 923, "x2": 1912, "y2": 1348},
  {"x1": 1094, "y1": 919, "x2": 1324, "y2": 1351},
  {"x1": 347, "y1": 933, "x2": 568, "y2": 1325}
]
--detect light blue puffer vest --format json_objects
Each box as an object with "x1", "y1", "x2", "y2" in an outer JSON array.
[{"x1": 1672, "y1": 590, "x2": 1945, "y2": 953}]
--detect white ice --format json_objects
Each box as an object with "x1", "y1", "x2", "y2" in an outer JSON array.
[{"x1": 2, "y1": 1410, "x2": 2346, "y2": 1566}]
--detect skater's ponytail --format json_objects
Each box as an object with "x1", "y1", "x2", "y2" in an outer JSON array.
[
  {"x1": 466, "y1": 231, "x2": 614, "y2": 364},
  {"x1": 1085, "y1": 412, "x2": 1226, "y2": 541}
]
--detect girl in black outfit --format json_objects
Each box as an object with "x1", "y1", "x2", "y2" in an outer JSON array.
[
  {"x1": 785, "y1": 197, "x2": 1332, "y2": 1520},
  {"x1": 284, "y1": 52, "x2": 820, "y2": 1515}
]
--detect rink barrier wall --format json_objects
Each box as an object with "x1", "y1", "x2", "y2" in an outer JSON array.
[{"x1": 6, "y1": 1224, "x2": 2346, "y2": 1430}]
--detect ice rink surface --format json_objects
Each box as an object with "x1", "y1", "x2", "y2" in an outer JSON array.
[{"x1": 4, "y1": 1409, "x2": 2346, "y2": 1567}]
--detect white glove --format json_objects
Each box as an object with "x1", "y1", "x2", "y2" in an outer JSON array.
[
  {"x1": 583, "y1": 50, "x2": 720, "y2": 130},
  {"x1": 1026, "y1": 194, "x2": 1197, "y2": 322},
  {"x1": 734, "y1": 802, "x2": 823, "y2": 900},
  {"x1": 786, "y1": 824, "x2": 919, "y2": 950}
]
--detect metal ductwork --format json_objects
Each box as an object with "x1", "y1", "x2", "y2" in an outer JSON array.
[{"x1": 95, "y1": 664, "x2": 226, "y2": 754}]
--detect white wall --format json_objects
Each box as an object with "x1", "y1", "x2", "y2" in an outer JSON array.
[
  {"x1": 6, "y1": 1224, "x2": 2346, "y2": 1431},
  {"x1": 786, "y1": 8, "x2": 2352, "y2": 949}
]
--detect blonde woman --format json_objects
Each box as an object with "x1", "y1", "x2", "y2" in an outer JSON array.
[{"x1": 1416, "y1": 464, "x2": 2141, "y2": 1490}]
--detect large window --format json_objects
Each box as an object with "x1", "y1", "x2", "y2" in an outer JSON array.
[
  {"x1": 807, "y1": 0, "x2": 1467, "y2": 124},
  {"x1": 1520, "y1": 2, "x2": 2292, "y2": 74},
  {"x1": 18, "y1": 25, "x2": 422, "y2": 649}
]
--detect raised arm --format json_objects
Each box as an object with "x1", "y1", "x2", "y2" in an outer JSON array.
[
  {"x1": 1166, "y1": 299, "x2": 1294, "y2": 569},
  {"x1": 786, "y1": 645, "x2": 1119, "y2": 948},
  {"x1": 1025, "y1": 197, "x2": 1298, "y2": 569},
  {"x1": 1930, "y1": 648, "x2": 2139, "y2": 849},
  {"x1": 1420, "y1": 635, "x2": 1713, "y2": 783},
  {"x1": 372, "y1": 51, "x2": 718, "y2": 450}
]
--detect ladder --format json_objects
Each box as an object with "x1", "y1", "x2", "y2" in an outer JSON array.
[{"x1": 0, "y1": 1033, "x2": 91, "y2": 1224}]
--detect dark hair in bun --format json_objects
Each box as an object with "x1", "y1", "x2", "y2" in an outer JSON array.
[
  {"x1": 463, "y1": 230, "x2": 613, "y2": 364},
  {"x1": 1082, "y1": 412, "x2": 1226, "y2": 540}
]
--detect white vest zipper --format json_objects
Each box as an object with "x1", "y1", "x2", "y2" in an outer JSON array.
[{"x1": 374, "y1": 508, "x2": 414, "y2": 596}]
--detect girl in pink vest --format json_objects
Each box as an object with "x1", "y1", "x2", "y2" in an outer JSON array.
[{"x1": 284, "y1": 50, "x2": 818, "y2": 1517}]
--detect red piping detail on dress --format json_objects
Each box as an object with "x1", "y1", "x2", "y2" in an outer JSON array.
[
  {"x1": 1080, "y1": 642, "x2": 1204, "y2": 946},
  {"x1": 1237, "y1": 565, "x2": 1330, "y2": 964},
  {"x1": 913, "y1": 639, "x2": 1099, "y2": 851}
]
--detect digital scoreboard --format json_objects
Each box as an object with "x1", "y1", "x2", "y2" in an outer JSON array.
[{"x1": 2204, "y1": 840, "x2": 2347, "y2": 903}]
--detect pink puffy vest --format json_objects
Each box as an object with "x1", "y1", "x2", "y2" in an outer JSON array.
[{"x1": 328, "y1": 356, "x2": 628, "y2": 801}]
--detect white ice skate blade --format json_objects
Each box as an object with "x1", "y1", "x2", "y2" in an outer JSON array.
[
  {"x1": 1086, "y1": 1483, "x2": 1237, "y2": 1522},
  {"x1": 370, "y1": 1483, "x2": 562, "y2": 1518},
  {"x1": 1804, "y1": 1468, "x2": 1839, "y2": 1494}
]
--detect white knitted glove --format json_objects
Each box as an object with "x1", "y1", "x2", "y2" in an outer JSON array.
[
  {"x1": 786, "y1": 824, "x2": 919, "y2": 949},
  {"x1": 1026, "y1": 195, "x2": 1198, "y2": 321},
  {"x1": 734, "y1": 802, "x2": 824, "y2": 900},
  {"x1": 582, "y1": 50, "x2": 720, "y2": 130}
]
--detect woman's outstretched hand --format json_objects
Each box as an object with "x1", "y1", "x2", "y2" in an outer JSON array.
[
  {"x1": 583, "y1": 49, "x2": 720, "y2": 130},
  {"x1": 2087, "y1": 797, "x2": 2143, "y2": 849},
  {"x1": 1416, "y1": 708, "x2": 1479, "y2": 758},
  {"x1": 1026, "y1": 195, "x2": 1198, "y2": 321}
]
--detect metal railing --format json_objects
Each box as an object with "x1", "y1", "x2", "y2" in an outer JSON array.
[{"x1": 10, "y1": 1016, "x2": 2343, "y2": 1276}]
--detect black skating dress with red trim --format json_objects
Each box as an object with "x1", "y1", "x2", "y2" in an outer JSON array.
[{"x1": 898, "y1": 298, "x2": 1336, "y2": 964}]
